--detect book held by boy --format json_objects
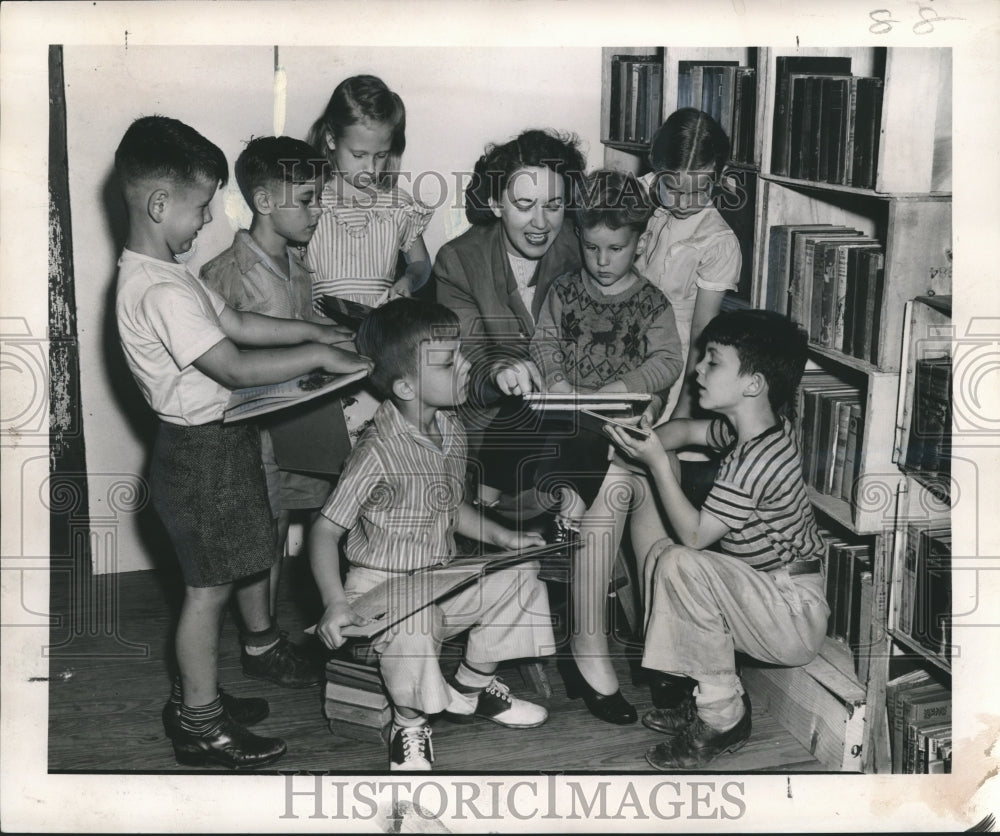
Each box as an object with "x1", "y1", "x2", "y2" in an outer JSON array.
[{"x1": 223, "y1": 368, "x2": 369, "y2": 423}]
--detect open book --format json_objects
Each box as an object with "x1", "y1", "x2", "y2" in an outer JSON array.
[
  {"x1": 222, "y1": 368, "x2": 368, "y2": 422},
  {"x1": 320, "y1": 541, "x2": 574, "y2": 640}
]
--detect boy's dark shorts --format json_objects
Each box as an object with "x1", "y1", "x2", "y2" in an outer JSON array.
[{"x1": 150, "y1": 421, "x2": 275, "y2": 587}]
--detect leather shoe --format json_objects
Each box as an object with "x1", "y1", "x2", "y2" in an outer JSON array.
[
  {"x1": 561, "y1": 658, "x2": 637, "y2": 725},
  {"x1": 242, "y1": 633, "x2": 323, "y2": 688},
  {"x1": 162, "y1": 688, "x2": 270, "y2": 740},
  {"x1": 642, "y1": 692, "x2": 697, "y2": 735},
  {"x1": 172, "y1": 716, "x2": 287, "y2": 769},
  {"x1": 645, "y1": 692, "x2": 752, "y2": 770}
]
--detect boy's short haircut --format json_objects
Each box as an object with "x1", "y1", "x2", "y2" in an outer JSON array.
[
  {"x1": 356, "y1": 298, "x2": 461, "y2": 396},
  {"x1": 697, "y1": 309, "x2": 808, "y2": 414},
  {"x1": 573, "y1": 169, "x2": 652, "y2": 234},
  {"x1": 234, "y1": 136, "x2": 329, "y2": 209},
  {"x1": 114, "y1": 115, "x2": 228, "y2": 192}
]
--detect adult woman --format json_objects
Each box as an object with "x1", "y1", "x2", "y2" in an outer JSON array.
[{"x1": 434, "y1": 130, "x2": 658, "y2": 724}]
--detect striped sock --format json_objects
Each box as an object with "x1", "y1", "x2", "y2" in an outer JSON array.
[
  {"x1": 169, "y1": 678, "x2": 183, "y2": 704},
  {"x1": 178, "y1": 696, "x2": 224, "y2": 736}
]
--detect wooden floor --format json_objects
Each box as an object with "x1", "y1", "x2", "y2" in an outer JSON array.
[{"x1": 46, "y1": 558, "x2": 825, "y2": 774}]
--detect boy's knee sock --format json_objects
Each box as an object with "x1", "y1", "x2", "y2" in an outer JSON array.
[
  {"x1": 242, "y1": 621, "x2": 280, "y2": 655},
  {"x1": 179, "y1": 695, "x2": 224, "y2": 736},
  {"x1": 694, "y1": 678, "x2": 745, "y2": 732},
  {"x1": 392, "y1": 709, "x2": 427, "y2": 729}
]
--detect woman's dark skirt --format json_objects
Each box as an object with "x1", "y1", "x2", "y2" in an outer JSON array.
[{"x1": 150, "y1": 421, "x2": 276, "y2": 587}]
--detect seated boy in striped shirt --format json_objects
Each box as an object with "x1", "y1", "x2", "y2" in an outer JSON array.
[
  {"x1": 309, "y1": 298, "x2": 555, "y2": 772},
  {"x1": 604, "y1": 309, "x2": 830, "y2": 770}
]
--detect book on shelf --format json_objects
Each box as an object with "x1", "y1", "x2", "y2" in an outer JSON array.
[
  {"x1": 771, "y1": 56, "x2": 852, "y2": 177},
  {"x1": 817, "y1": 389, "x2": 860, "y2": 496},
  {"x1": 850, "y1": 77, "x2": 885, "y2": 190},
  {"x1": 820, "y1": 239, "x2": 882, "y2": 351},
  {"x1": 885, "y1": 669, "x2": 932, "y2": 773},
  {"x1": 609, "y1": 54, "x2": 662, "y2": 143},
  {"x1": 796, "y1": 372, "x2": 856, "y2": 490},
  {"x1": 905, "y1": 354, "x2": 953, "y2": 494},
  {"x1": 677, "y1": 60, "x2": 755, "y2": 165},
  {"x1": 854, "y1": 248, "x2": 886, "y2": 364},
  {"x1": 842, "y1": 544, "x2": 872, "y2": 650},
  {"x1": 854, "y1": 568, "x2": 875, "y2": 681},
  {"x1": 823, "y1": 539, "x2": 848, "y2": 639},
  {"x1": 223, "y1": 368, "x2": 369, "y2": 423},
  {"x1": 839, "y1": 402, "x2": 864, "y2": 503},
  {"x1": 837, "y1": 242, "x2": 883, "y2": 356},
  {"x1": 921, "y1": 723, "x2": 953, "y2": 774},
  {"x1": 911, "y1": 527, "x2": 951, "y2": 658},
  {"x1": 766, "y1": 224, "x2": 834, "y2": 314},
  {"x1": 787, "y1": 227, "x2": 864, "y2": 333},
  {"x1": 898, "y1": 682, "x2": 951, "y2": 774}
]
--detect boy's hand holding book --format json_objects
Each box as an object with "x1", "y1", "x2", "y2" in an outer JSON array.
[
  {"x1": 314, "y1": 600, "x2": 369, "y2": 650},
  {"x1": 321, "y1": 344, "x2": 374, "y2": 376},
  {"x1": 604, "y1": 415, "x2": 666, "y2": 467}
]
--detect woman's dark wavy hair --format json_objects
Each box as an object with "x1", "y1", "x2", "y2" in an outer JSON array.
[{"x1": 464, "y1": 129, "x2": 586, "y2": 225}]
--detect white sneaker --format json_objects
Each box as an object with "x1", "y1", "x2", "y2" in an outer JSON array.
[
  {"x1": 389, "y1": 723, "x2": 433, "y2": 771},
  {"x1": 444, "y1": 676, "x2": 548, "y2": 729}
]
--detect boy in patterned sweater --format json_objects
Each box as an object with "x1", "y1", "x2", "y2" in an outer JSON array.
[
  {"x1": 529, "y1": 168, "x2": 683, "y2": 533},
  {"x1": 604, "y1": 309, "x2": 830, "y2": 770}
]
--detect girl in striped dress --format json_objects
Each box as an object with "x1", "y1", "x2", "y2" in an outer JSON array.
[
  {"x1": 306, "y1": 75, "x2": 433, "y2": 307},
  {"x1": 306, "y1": 75, "x2": 433, "y2": 440}
]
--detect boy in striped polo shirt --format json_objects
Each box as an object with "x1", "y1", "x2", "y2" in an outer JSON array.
[
  {"x1": 309, "y1": 298, "x2": 555, "y2": 771},
  {"x1": 604, "y1": 309, "x2": 830, "y2": 770}
]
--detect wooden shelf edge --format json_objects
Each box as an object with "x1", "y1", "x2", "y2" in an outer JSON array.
[
  {"x1": 760, "y1": 173, "x2": 952, "y2": 200},
  {"x1": 886, "y1": 627, "x2": 952, "y2": 675}
]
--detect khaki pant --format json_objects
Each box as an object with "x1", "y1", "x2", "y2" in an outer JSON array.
[
  {"x1": 642, "y1": 542, "x2": 830, "y2": 687},
  {"x1": 345, "y1": 562, "x2": 556, "y2": 714}
]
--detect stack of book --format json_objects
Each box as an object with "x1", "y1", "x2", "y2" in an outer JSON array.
[
  {"x1": 767, "y1": 224, "x2": 885, "y2": 364},
  {"x1": 324, "y1": 655, "x2": 392, "y2": 744},
  {"x1": 904, "y1": 354, "x2": 953, "y2": 502},
  {"x1": 796, "y1": 371, "x2": 865, "y2": 504},
  {"x1": 608, "y1": 54, "x2": 663, "y2": 145},
  {"x1": 821, "y1": 537, "x2": 875, "y2": 679},
  {"x1": 896, "y1": 523, "x2": 952, "y2": 662},
  {"x1": 770, "y1": 56, "x2": 884, "y2": 189},
  {"x1": 885, "y1": 669, "x2": 951, "y2": 773},
  {"x1": 676, "y1": 60, "x2": 757, "y2": 165}
]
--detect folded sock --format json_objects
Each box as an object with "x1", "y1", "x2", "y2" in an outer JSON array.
[
  {"x1": 392, "y1": 711, "x2": 427, "y2": 729},
  {"x1": 243, "y1": 622, "x2": 281, "y2": 655},
  {"x1": 179, "y1": 696, "x2": 224, "y2": 736},
  {"x1": 452, "y1": 662, "x2": 493, "y2": 693},
  {"x1": 694, "y1": 681, "x2": 745, "y2": 732}
]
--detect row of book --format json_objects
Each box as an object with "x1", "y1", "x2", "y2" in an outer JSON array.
[
  {"x1": 886, "y1": 669, "x2": 951, "y2": 773},
  {"x1": 895, "y1": 523, "x2": 951, "y2": 661},
  {"x1": 608, "y1": 54, "x2": 663, "y2": 145},
  {"x1": 767, "y1": 224, "x2": 886, "y2": 365},
  {"x1": 676, "y1": 60, "x2": 757, "y2": 165},
  {"x1": 821, "y1": 537, "x2": 875, "y2": 681},
  {"x1": 796, "y1": 371, "x2": 864, "y2": 505},
  {"x1": 323, "y1": 654, "x2": 391, "y2": 744},
  {"x1": 771, "y1": 56, "x2": 884, "y2": 189},
  {"x1": 903, "y1": 354, "x2": 953, "y2": 502}
]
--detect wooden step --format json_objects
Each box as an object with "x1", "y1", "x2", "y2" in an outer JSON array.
[{"x1": 742, "y1": 637, "x2": 866, "y2": 772}]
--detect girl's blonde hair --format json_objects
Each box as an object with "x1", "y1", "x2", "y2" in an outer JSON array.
[{"x1": 307, "y1": 74, "x2": 406, "y2": 189}]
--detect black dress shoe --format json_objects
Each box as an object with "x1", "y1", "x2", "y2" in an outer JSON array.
[
  {"x1": 560, "y1": 658, "x2": 637, "y2": 725},
  {"x1": 162, "y1": 688, "x2": 270, "y2": 739},
  {"x1": 645, "y1": 692, "x2": 752, "y2": 770},
  {"x1": 242, "y1": 633, "x2": 323, "y2": 688},
  {"x1": 171, "y1": 716, "x2": 287, "y2": 769}
]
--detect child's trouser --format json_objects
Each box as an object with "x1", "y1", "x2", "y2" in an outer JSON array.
[
  {"x1": 641, "y1": 542, "x2": 830, "y2": 688},
  {"x1": 344, "y1": 562, "x2": 556, "y2": 714}
]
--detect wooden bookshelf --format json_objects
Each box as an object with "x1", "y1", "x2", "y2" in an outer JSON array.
[{"x1": 601, "y1": 45, "x2": 953, "y2": 774}]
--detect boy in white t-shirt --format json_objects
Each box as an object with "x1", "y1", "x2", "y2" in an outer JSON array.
[{"x1": 114, "y1": 115, "x2": 370, "y2": 769}]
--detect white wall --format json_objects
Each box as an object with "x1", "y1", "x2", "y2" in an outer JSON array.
[{"x1": 66, "y1": 44, "x2": 602, "y2": 573}]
